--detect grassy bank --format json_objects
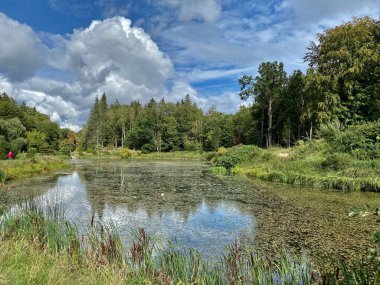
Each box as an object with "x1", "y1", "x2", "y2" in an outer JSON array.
[
  {"x1": 211, "y1": 141, "x2": 380, "y2": 192},
  {"x1": 1, "y1": 204, "x2": 379, "y2": 284},
  {"x1": 74, "y1": 147, "x2": 206, "y2": 161},
  {"x1": 133, "y1": 151, "x2": 205, "y2": 161},
  {"x1": 0, "y1": 155, "x2": 71, "y2": 185}
]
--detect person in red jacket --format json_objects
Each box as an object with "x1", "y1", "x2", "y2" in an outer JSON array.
[{"x1": 7, "y1": 151, "x2": 13, "y2": 160}]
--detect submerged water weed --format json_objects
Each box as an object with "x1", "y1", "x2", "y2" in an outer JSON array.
[{"x1": 348, "y1": 205, "x2": 380, "y2": 218}]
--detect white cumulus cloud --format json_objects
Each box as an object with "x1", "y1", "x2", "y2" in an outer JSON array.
[
  {"x1": 0, "y1": 13, "x2": 45, "y2": 81},
  {"x1": 0, "y1": 15, "x2": 180, "y2": 130}
]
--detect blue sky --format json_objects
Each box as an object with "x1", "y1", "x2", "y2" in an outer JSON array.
[{"x1": 0, "y1": 0, "x2": 379, "y2": 130}]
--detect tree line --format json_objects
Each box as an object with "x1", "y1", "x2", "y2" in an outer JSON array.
[
  {"x1": 0, "y1": 93, "x2": 78, "y2": 159},
  {"x1": 239, "y1": 17, "x2": 380, "y2": 148},
  {"x1": 82, "y1": 17, "x2": 379, "y2": 151},
  {"x1": 81, "y1": 94, "x2": 254, "y2": 152}
]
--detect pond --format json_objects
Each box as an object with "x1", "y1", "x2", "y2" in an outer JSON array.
[
  {"x1": 1, "y1": 159, "x2": 379, "y2": 262},
  {"x1": 1, "y1": 160, "x2": 258, "y2": 259}
]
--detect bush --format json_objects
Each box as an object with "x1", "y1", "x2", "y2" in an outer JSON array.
[
  {"x1": 26, "y1": 147, "x2": 37, "y2": 162},
  {"x1": 318, "y1": 122, "x2": 341, "y2": 142},
  {"x1": 215, "y1": 145, "x2": 259, "y2": 169},
  {"x1": 321, "y1": 153, "x2": 351, "y2": 171},
  {"x1": 141, "y1": 143, "x2": 156, "y2": 154},
  {"x1": 118, "y1": 148, "x2": 132, "y2": 159},
  {"x1": 183, "y1": 138, "x2": 201, "y2": 151},
  {"x1": 0, "y1": 135, "x2": 10, "y2": 160},
  {"x1": 59, "y1": 146, "x2": 71, "y2": 156},
  {"x1": 322, "y1": 121, "x2": 380, "y2": 159},
  {"x1": 10, "y1": 137, "x2": 28, "y2": 154}
]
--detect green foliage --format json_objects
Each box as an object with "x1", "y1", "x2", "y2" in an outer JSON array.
[
  {"x1": 215, "y1": 145, "x2": 259, "y2": 169},
  {"x1": 183, "y1": 136, "x2": 201, "y2": 151},
  {"x1": 81, "y1": 94, "x2": 250, "y2": 153},
  {"x1": 239, "y1": 61, "x2": 287, "y2": 147},
  {"x1": 0, "y1": 156, "x2": 70, "y2": 181},
  {"x1": 338, "y1": 122, "x2": 380, "y2": 159},
  {"x1": 10, "y1": 137, "x2": 28, "y2": 154},
  {"x1": 306, "y1": 17, "x2": 380, "y2": 124},
  {"x1": 0, "y1": 135, "x2": 10, "y2": 160},
  {"x1": 236, "y1": 17, "x2": 380, "y2": 148},
  {"x1": 0, "y1": 169, "x2": 7, "y2": 185},
  {"x1": 141, "y1": 143, "x2": 156, "y2": 154},
  {"x1": 321, "y1": 153, "x2": 351, "y2": 171},
  {"x1": 118, "y1": 148, "x2": 132, "y2": 159},
  {"x1": 217, "y1": 140, "x2": 380, "y2": 192},
  {"x1": 26, "y1": 130, "x2": 48, "y2": 153},
  {"x1": 321, "y1": 121, "x2": 380, "y2": 159},
  {"x1": 0, "y1": 94, "x2": 67, "y2": 158}
]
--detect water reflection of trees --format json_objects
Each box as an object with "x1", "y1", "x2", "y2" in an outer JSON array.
[
  {"x1": 79, "y1": 162, "x2": 251, "y2": 223},
  {"x1": 1, "y1": 175, "x2": 60, "y2": 208}
]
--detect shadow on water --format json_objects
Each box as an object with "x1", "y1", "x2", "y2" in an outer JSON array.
[{"x1": 1, "y1": 160, "x2": 257, "y2": 260}]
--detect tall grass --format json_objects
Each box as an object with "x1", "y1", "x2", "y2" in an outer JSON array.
[
  {"x1": 211, "y1": 141, "x2": 380, "y2": 192},
  {"x1": 75, "y1": 148, "x2": 206, "y2": 161},
  {"x1": 0, "y1": 155, "x2": 71, "y2": 183},
  {"x1": 1, "y1": 203, "x2": 379, "y2": 284},
  {"x1": 0, "y1": 169, "x2": 8, "y2": 185}
]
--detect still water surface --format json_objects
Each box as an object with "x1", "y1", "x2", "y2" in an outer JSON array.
[{"x1": 2, "y1": 160, "x2": 257, "y2": 259}]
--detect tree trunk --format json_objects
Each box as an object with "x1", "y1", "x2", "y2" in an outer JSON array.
[
  {"x1": 297, "y1": 125, "x2": 301, "y2": 141},
  {"x1": 309, "y1": 122, "x2": 313, "y2": 140},
  {"x1": 267, "y1": 95, "x2": 272, "y2": 148},
  {"x1": 261, "y1": 109, "x2": 264, "y2": 147},
  {"x1": 121, "y1": 125, "x2": 125, "y2": 147}
]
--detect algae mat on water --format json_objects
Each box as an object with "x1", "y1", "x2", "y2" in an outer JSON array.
[{"x1": 245, "y1": 179, "x2": 380, "y2": 262}]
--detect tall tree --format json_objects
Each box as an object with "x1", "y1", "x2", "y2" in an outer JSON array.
[
  {"x1": 239, "y1": 62, "x2": 287, "y2": 147},
  {"x1": 99, "y1": 93, "x2": 109, "y2": 146},
  {"x1": 305, "y1": 17, "x2": 380, "y2": 124}
]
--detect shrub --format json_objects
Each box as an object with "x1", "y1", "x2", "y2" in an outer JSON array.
[
  {"x1": 323, "y1": 121, "x2": 380, "y2": 159},
  {"x1": 215, "y1": 145, "x2": 259, "y2": 169},
  {"x1": 10, "y1": 137, "x2": 28, "y2": 154},
  {"x1": 0, "y1": 135, "x2": 9, "y2": 160},
  {"x1": 183, "y1": 138, "x2": 201, "y2": 151},
  {"x1": 141, "y1": 143, "x2": 156, "y2": 154},
  {"x1": 26, "y1": 147, "x2": 37, "y2": 162},
  {"x1": 118, "y1": 148, "x2": 132, "y2": 159},
  {"x1": 318, "y1": 122, "x2": 341, "y2": 142},
  {"x1": 321, "y1": 153, "x2": 351, "y2": 171}
]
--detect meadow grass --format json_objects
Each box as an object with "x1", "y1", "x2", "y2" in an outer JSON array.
[
  {"x1": 212, "y1": 141, "x2": 380, "y2": 192},
  {"x1": 0, "y1": 203, "x2": 379, "y2": 284},
  {"x1": 0, "y1": 155, "x2": 71, "y2": 185},
  {"x1": 75, "y1": 147, "x2": 206, "y2": 161}
]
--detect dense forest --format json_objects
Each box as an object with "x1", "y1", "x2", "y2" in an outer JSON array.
[
  {"x1": 81, "y1": 94, "x2": 254, "y2": 152},
  {"x1": 0, "y1": 93, "x2": 78, "y2": 159},
  {"x1": 81, "y1": 17, "x2": 380, "y2": 152}
]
